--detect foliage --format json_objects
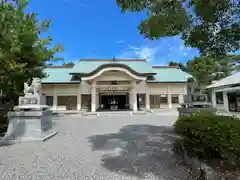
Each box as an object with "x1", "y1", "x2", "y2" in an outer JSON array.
[
  {"x1": 116, "y1": 0, "x2": 240, "y2": 57},
  {"x1": 63, "y1": 62, "x2": 75, "y2": 68},
  {"x1": 169, "y1": 54, "x2": 239, "y2": 88},
  {"x1": 0, "y1": 0, "x2": 63, "y2": 102},
  {"x1": 186, "y1": 56, "x2": 234, "y2": 87},
  {"x1": 168, "y1": 61, "x2": 188, "y2": 72},
  {"x1": 174, "y1": 111, "x2": 240, "y2": 162}
]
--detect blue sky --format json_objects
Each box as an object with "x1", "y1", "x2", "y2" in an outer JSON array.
[{"x1": 26, "y1": 0, "x2": 200, "y2": 65}]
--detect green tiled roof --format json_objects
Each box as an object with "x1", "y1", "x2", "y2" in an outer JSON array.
[
  {"x1": 42, "y1": 68, "x2": 79, "y2": 83},
  {"x1": 151, "y1": 67, "x2": 192, "y2": 82},
  {"x1": 41, "y1": 60, "x2": 192, "y2": 83},
  {"x1": 71, "y1": 60, "x2": 155, "y2": 74}
]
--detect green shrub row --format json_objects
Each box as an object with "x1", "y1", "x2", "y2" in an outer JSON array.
[{"x1": 174, "y1": 111, "x2": 240, "y2": 162}]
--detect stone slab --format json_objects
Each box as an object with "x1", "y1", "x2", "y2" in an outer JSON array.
[
  {"x1": 0, "y1": 131, "x2": 58, "y2": 145},
  {"x1": 13, "y1": 105, "x2": 50, "y2": 111},
  {"x1": 8, "y1": 109, "x2": 51, "y2": 117}
]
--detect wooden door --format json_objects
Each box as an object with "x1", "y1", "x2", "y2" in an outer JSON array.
[
  {"x1": 66, "y1": 96, "x2": 77, "y2": 110},
  {"x1": 81, "y1": 94, "x2": 91, "y2": 111},
  {"x1": 150, "y1": 95, "x2": 160, "y2": 109}
]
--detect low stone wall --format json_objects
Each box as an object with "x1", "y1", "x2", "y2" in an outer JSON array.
[{"x1": 177, "y1": 107, "x2": 217, "y2": 117}]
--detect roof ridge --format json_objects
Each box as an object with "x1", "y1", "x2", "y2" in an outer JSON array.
[
  {"x1": 79, "y1": 58, "x2": 147, "y2": 62},
  {"x1": 152, "y1": 66, "x2": 179, "y2": 68},
  {"x1": 47, "y1": 66, "x2": 73, "y2": 69}
]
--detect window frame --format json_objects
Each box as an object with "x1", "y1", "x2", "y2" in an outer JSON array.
[
  {"x1": 160, "y1": 94, "x2": 168, "y2": 104},
  {"x1": 171, "y1": 94, "x2": 179, "y2": 104},
  {"x1": 216, "y1": 92, "x2": 224, "y2": 104}
]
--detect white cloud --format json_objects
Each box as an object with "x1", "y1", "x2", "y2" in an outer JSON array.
[
  {"x1": 118, "y1": 45, "x2": 159, "y2": 62},
  {"x1": 117, "y1": 35, "x2": 199, "y2": 65}
]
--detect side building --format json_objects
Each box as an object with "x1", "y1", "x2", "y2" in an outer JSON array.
[
  {"x1": 41, "y1": 59, "x2": 192, "y2": 112},
  {"x1": 206, "y1": 72, "x2": 240, "y2": 112}
]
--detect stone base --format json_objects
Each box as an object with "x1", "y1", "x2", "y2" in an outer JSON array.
[
  {"x1": 3, "y1": 106, "x2": 57, "y2": 144},
  {"x1": 0, "y1": 132, "x2": 58, "y2": 145}
]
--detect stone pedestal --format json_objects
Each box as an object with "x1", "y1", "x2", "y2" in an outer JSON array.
[
  {"x1": 18, "y1": 94, "x2": 46, "y2": 106},
  {"x1": 1, "y1": 95, "x2": 57, "y2": 144}
]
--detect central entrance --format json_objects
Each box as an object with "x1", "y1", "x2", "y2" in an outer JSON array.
[{"x1": 99, "y1": 93, "x2": 129, "y2": 111}]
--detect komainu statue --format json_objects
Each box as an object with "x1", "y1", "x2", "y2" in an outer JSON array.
[{"x1": 24, "y1": 78, "x2": 42, "y2": 96}]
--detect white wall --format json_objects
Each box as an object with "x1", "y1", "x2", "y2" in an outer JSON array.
[
  {"x1": 147, "y1": 83, "x2": 187, "y2": 108},
  {"x1": 42, "y1": 84, "x2": 54, "y2": 95},
  {"x1": 147, "y1": 83, "x2": 168, "y2": 94},
  {"x1": 136, "y1": 81, "x2": 147, "y2": 94},
  {"x1": 42, "y1": 84, "x2": 79, "y2": 111},
  {"x1": 54, "y1": 84, "x2": 79, "y2": 95},
  {"x1": 42, "y1": 81, "x2": 188, "y2": 110},
  {"x1": 79, "y1": 81, "x2": 91, "y2": 94}
]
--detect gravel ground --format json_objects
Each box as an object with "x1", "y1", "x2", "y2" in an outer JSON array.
[{"x1": 0, "y1": 112, "x2": 192, "y2": 180}]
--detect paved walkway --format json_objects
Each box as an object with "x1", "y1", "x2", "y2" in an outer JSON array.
[{"x1": 0, "y1": 112, "x2": 192, "y2": 180}]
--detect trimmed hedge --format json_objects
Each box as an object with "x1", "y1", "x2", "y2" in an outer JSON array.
[{"x1": 174, "y1": 111, "x2": 240, "y2": 162}]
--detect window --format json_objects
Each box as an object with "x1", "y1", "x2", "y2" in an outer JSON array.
[
  {"x1": 171, "y1": 94, "x2": 179, "y2": 104},
  {"x1": 160, "y1": 94, "x2": 168, "y2": 104},
  {"x1": 46, "y1": 96, "x2": 53, "y2": 106},
  {"x1": 193, "y1": 95, "x2": 206, "y2": 102},
  {"x1": 216, "y1": 92, "x2": 223, "y2": 104}
]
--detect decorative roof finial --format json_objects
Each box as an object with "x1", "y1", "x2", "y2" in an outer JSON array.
[{"x1": 112, "y1": 56, "x2": 116, "y2": 63}]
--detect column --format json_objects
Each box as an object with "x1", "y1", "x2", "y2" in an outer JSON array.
[
  {"x1": 211, "y1": 90, "x2": 216, "y2": 108},
  {"x1": 223, "y1": 92, "x2": 229, "y2": 112},
  {"x1": 167, "y1": 85, "x2": 172, "y2": 108},
  {"x1": 77, "y1": 84, "x2": 81, "y2": 110},
  {"x1": 77, "y1": 94, "x2": 81, "y2": 110},
  {"x1": 179, "y1": 95, "x2": 184, "y2": 104},
  {"x1": 91, "y1": 81, "x2": 96, "y2": 112},
  {"x1": 96, "y1": 92, "x2": 99, "y2": 110},
  {"x1": 53, "y1": 85, "x2": 57, "y2": 111},
  {"x1": 145, "y1": 82, "x2": 150, "y2": 109},
  {"x1": 132, "y1": 81, "x2": 137, "y2": 111}
]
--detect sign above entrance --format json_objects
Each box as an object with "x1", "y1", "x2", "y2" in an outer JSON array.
[{"x1": 99, "y1": 86, "x2": 129, "y2": 92}]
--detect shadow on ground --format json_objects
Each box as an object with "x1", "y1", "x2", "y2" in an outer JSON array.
[{"x1": 88, "y1": 125, "x2": 190, "y2": 179}]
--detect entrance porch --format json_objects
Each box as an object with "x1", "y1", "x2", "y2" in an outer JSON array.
[
  {"x1": 90, "y1": 81, "x2": 148, "y2": 112},
  {"x1": 99, "y1": 94, "x2": 129, "y2": 111}
]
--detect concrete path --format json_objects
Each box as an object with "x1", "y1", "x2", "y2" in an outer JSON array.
[{"x1": 0, "y1": 112, "x2": 192, "y2": 180}]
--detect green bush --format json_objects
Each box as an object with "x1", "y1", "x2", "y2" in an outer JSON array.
[{"x1": 174, "y1": 111, "x2": 240, "y2": 162}]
